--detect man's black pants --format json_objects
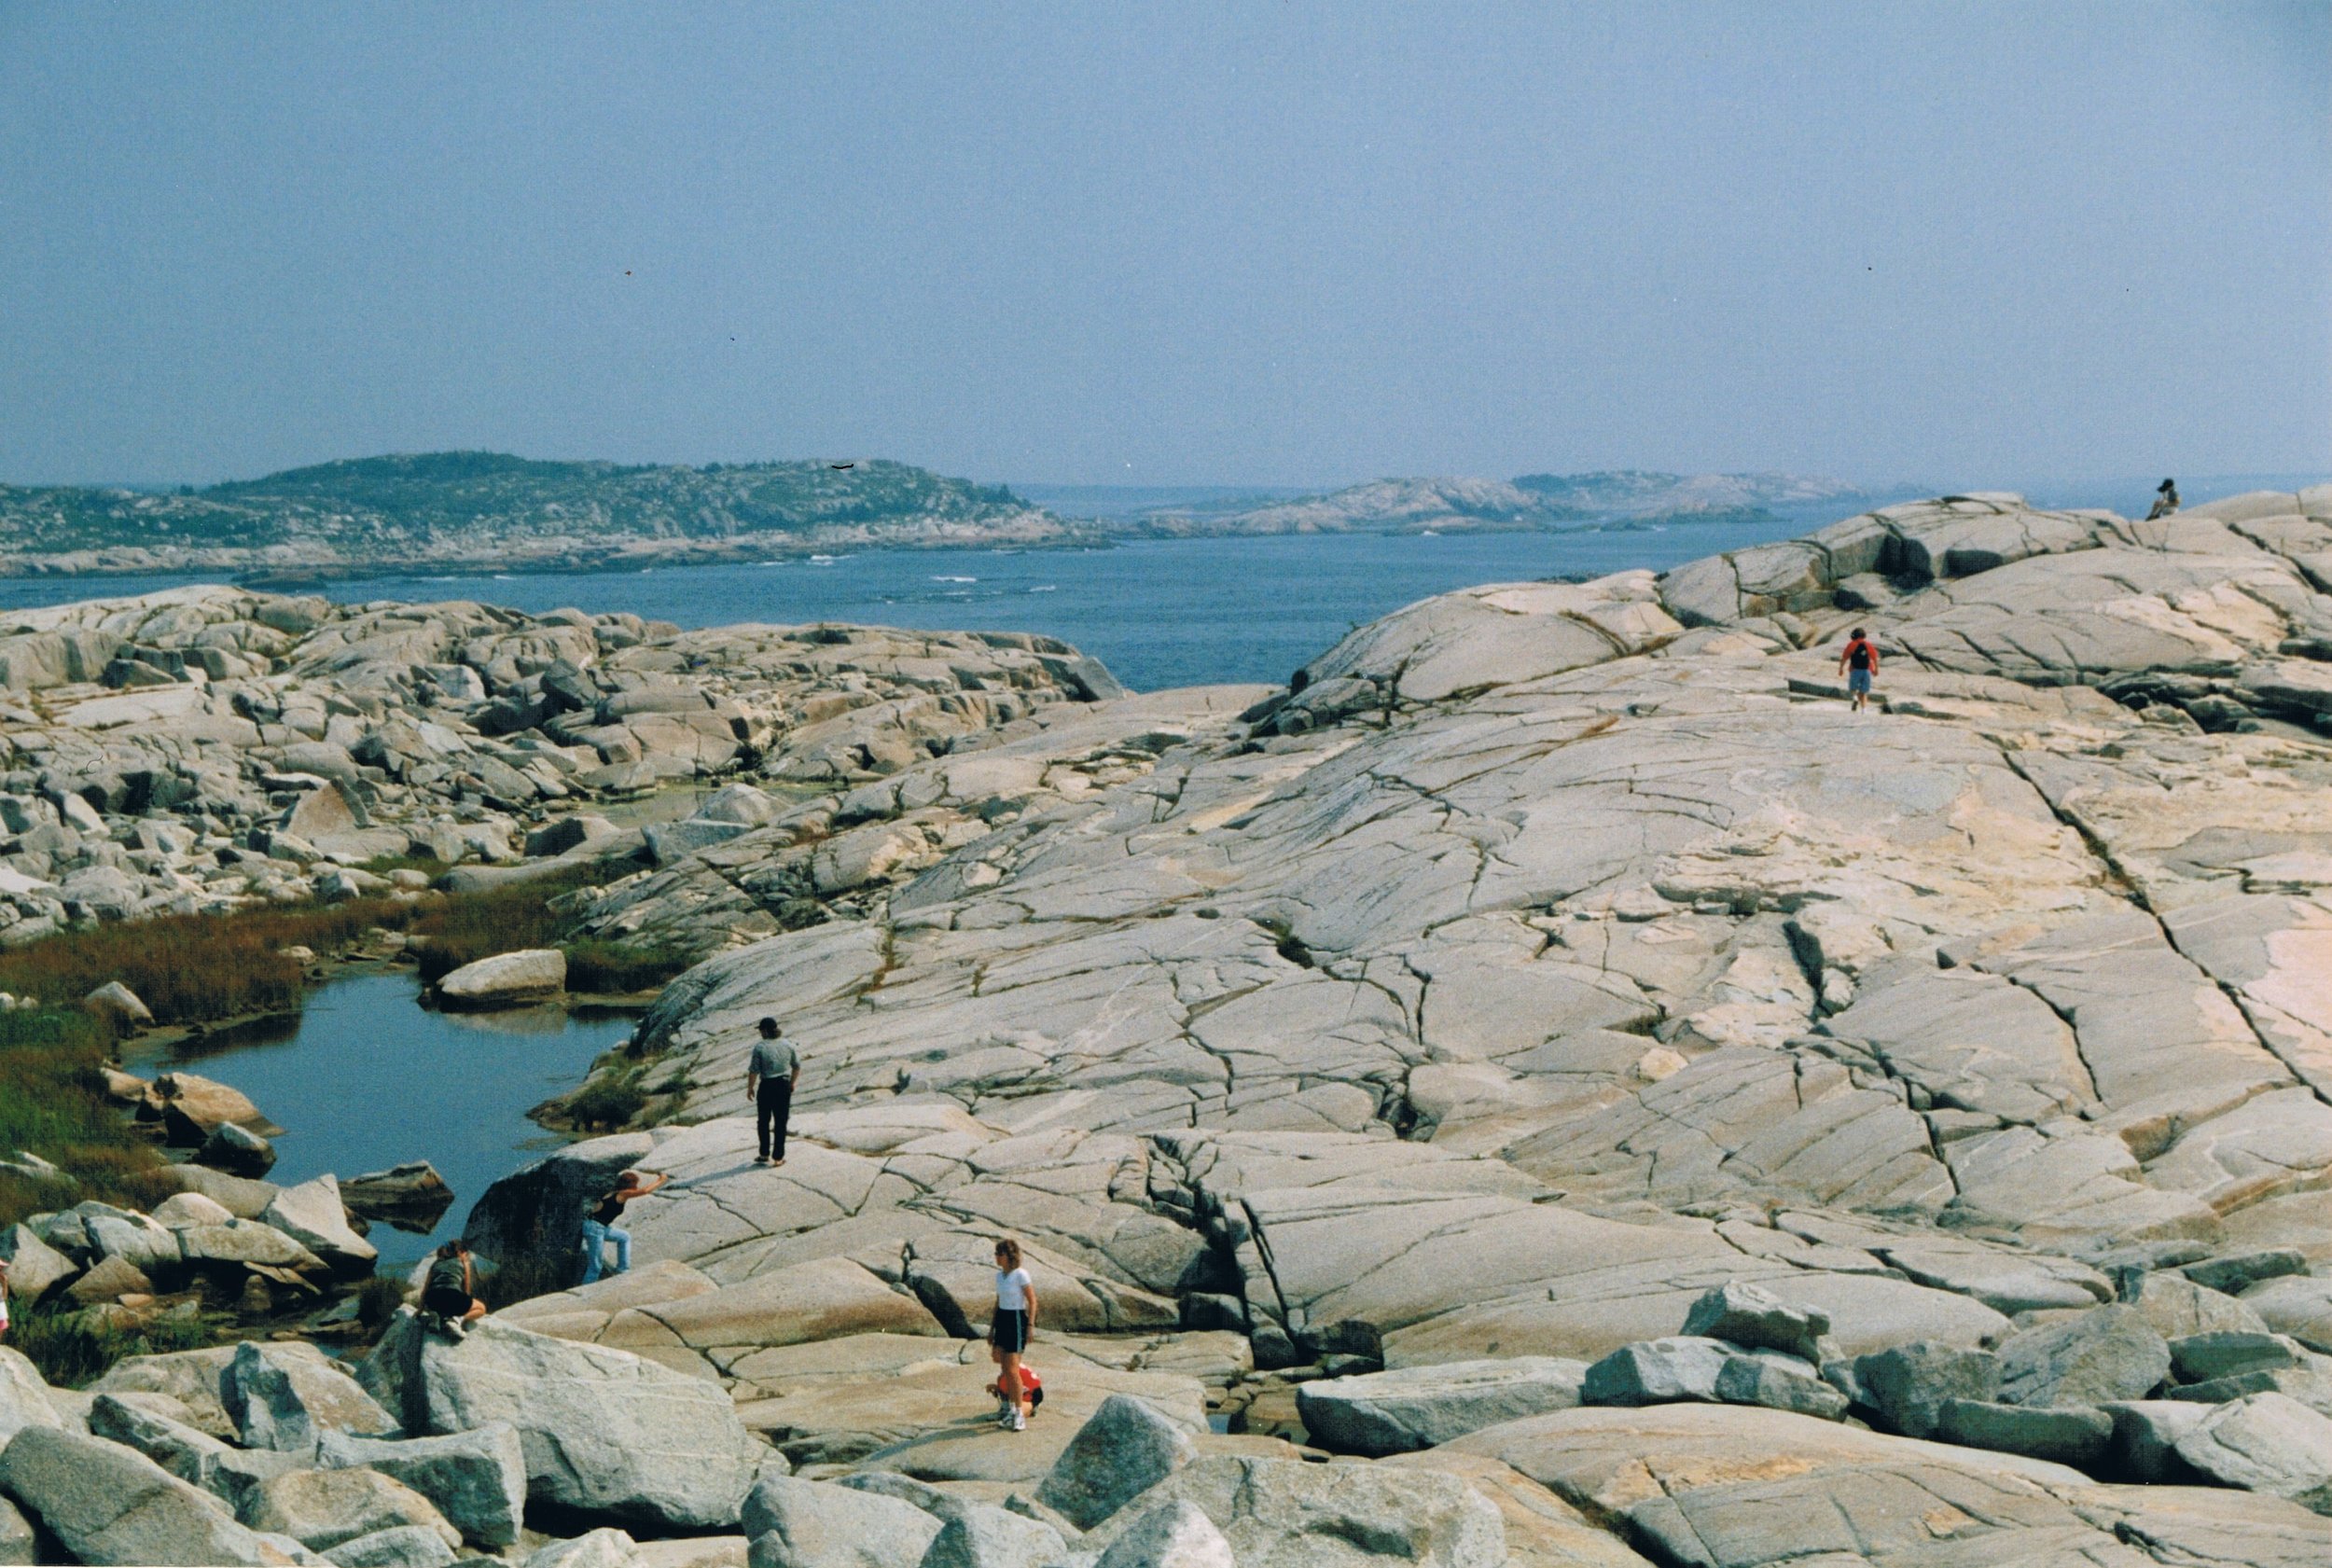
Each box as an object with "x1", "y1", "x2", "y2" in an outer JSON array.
[{"x1": 757, "y1": 1079, "x2": 792, "y2": 1161}]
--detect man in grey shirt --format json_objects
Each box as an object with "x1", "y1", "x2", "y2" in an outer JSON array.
[{"x1": 746, "y1": 1017, "x2": 800, "y2": 1166}]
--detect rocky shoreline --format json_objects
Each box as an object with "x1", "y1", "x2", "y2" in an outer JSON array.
[{"x1": 5, "y1": 489, "x2": 2332, "y2": 1564}]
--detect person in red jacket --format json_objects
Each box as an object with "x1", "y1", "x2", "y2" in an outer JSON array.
[{"x1": 1838, "y1": 628, "x2": 1880, "y2": 714}]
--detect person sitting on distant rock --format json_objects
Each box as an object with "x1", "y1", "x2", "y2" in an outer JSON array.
[
  {"x1": 580, "y1": 1168, "x2": 668, "y2": 1284},
  {"x1": 2146, "y1": 478, "x2": 2181, "y2": 520},
  {"x1": 746, "y1": 1016, "x2": 800, "y2": 1168},
  {"x1": 421, "y1": 1238, "x2": 486, "y2": 1339},
  {"x1": 990, "y1": 1237, "x2": 1039, "y2": 1432},
  {"x1": 1838, "y1": 626, "x2": 1881, "y2": 714}
]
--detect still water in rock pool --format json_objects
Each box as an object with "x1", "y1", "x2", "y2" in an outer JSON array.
[{"x1": 124, "y1": 971, "x2": 636, "y2": 1268}]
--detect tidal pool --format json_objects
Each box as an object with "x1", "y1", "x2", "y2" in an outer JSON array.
[{"x1": 125, "y1": 969, "x2": 637, "y2": 1267}]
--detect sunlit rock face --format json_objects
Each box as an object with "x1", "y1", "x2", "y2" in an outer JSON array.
[{"x1": 472, "y1": 489, "x2": 2332, "y2": 1558}]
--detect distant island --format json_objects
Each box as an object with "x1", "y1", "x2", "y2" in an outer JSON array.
[
  {"x1": 0, "y1": 453, "x2": 1867, "y2": 580},
  {"x1": 0, "y1": 451, "x2": 1081, "y2": 580},
  {"x1": 1106, "y1": 468, "x2": 1865, "y2": 536}
]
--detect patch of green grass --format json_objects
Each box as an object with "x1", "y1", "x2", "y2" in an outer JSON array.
[
  {"x1": 0, "y1": 1006, "x2": 173, "y2": 1229},
  {"x1": 357, "y1": 853, "x2": 451, "y2": 880},
  {"x1": 8, "y1": 1298, "x2": 222, "y2": 1388},
  {"x1": 563, "y1": 939, "x2": 693, "y2": 994},
  {"x1": 409, "y1": 866, "x2": 603, "y2": 983},
  {"x1": 353, "y1": 1273, "x2": 409, "y2": 1335},
  {"x1": 0, "y1": 897, "x2": 411, "y2": 1024},
  {"x1": 562, "y1": 1068, "x2": 647, "y2": 1131}
]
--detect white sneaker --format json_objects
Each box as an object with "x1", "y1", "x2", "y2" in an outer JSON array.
[{"x1": 1011, "y1": 1411, "x2": 1026, "y2": 1432}]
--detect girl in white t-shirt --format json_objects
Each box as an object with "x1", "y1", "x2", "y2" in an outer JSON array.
[{"x1": 989, "y1": 1238, "x2": 1038, "y2": 1431}]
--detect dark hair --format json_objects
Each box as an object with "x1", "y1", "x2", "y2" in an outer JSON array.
[
  {"x1": 2159, "y1": 478, "x2": 2175, "y2": 491},
  {"x1": 757, "y1": 1017, "x2": 780, "y2": 1036},
  {"x1": 1851, "y1": 627, "x2": 1866, "y2": 639},
  {"x1": 439, "y1": 1238, "x2": 468, "y2": 1256},
  {"x1": 994, "y1": 1238, "x2": 1023, "y2": 1270}
]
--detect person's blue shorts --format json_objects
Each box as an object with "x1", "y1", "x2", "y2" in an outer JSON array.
[{"x1": 1848, "y1": 670, "x2": 1872, "y2": 695}]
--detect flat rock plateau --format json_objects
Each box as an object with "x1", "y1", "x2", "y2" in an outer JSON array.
[{"x1": 7, "y1": 488, "x2": 2332, "y2": 1566}]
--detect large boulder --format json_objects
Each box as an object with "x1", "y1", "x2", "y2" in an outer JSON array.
[
  {"x1": 317, "y1": 1424, "x2": 528, "y2": 1547},
  {"x1": 1091, "y1": 1500, "x2": 1233, "y2": 1568},
  {"x1": 741, "y1": 1474, "x2": 943, "y2": 1568},
  {"x1": 244, "y1": 1466, "x2": 460, "y2": 1553},
  {"x1": 369, "y1": 1312, "x2": 759, "y2": 1531},
  {"x1": 1295, "y1": 1358, "x2": 1587, "y2": 1456},
  {"x1": 1682, "y1": 1281, "x2": 1830, "y2": 1363},
  {"x1": 1847, "y1": 1341, "x2": 2002, "y2": 1439},
  {"x1": 1036, "y1": 1393, "x2": 1198, "y2": 1531},
  {"x1": 151, "y1": 1072, "x2": 280, "y2": 1145},
  {"x1": 0, "y1": 1353, "x2": 60, "y2": 1448},
  {"x1": 0, "y1": 1226, "x2": 76, "y2": 1303},
  {"x1": 222, "y1": 1340, "x2": 398, "y2": 1453},
  {"x1": 0, "y1": 1423, "x2": 284, "y2": 1565},
  {"x1": 1083, "y1": 1455, "x2": 1505, "y2": 1568},
  {"x1": 462, "y1": 1132, "x2": 653, "y2": 1272},
  {"x1": 915, "y1": 1504, "x2": 1069, "y2": 1568},
  {"x1": 2171, "y1": 1392, "x2": 2332, "y2": 1514},
  {"x1": 199, "y1": 1122, "x2": 279, "y2": 1178},
  {"x1": 435, "y1": 950, "x2": 567, "y2": 1010},
  {"x1": 1996, "y1": 1307, "x2": 2172, "y2": 1408},
  {"x1": 339, "y1": 1164, "x2": 456, "y2": 1233},
  {"x1": 322, "y1": 1523, "x2": 458, "y2": 1568},
  {"x1": 258, "y1": 1174, "x2": 378, "y2": 1278}
]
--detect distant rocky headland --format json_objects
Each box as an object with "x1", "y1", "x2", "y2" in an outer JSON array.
[
  {"x1": 0, "y1": 455, "x2": 1866, "y2": 581},
  {"x1": 1110, "y1": 468, "x2": 1865, "y2": 537},
  {"x1": 0, "y1": 452, "x2": 1083, "y2": 581}
]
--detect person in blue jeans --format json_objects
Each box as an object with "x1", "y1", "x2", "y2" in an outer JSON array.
[{"x1": 580, "y1": 1168, "x2": 668, "y2": 1284}]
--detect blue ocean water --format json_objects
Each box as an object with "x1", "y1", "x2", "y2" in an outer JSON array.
[
  {"x1": 124, "y1": 973, "x2": 635, "y2": 1267},
  {"x1": 0, "y1": 514, "x2": 1838, "y2": 693}
]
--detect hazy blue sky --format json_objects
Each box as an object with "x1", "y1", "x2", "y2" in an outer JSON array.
[{"x1": 2, "y1": 2, "x2": 2325, "y2": 489}]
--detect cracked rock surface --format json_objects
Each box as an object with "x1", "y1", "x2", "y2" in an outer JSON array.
[{"x1": 472, "y1": 491, "x2": 2332, "y2": 1560}]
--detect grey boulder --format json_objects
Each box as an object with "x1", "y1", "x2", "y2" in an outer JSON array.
[
  {"x1": 1932, "y1": 1398, "x2": 2113, "y2": 1468},
  {"x1": 2171, "y1": 1392, "x2": 2332, "y2": 1513},
  {"x1": 1082, "y1": 1456, "x2": 1504, "y2": 1568},
  {"x1": 916, "y1": 1505, "x2": 1069, "y2": 1568},
  {"x1": 392, "y1": 1315, "x2": 759, "y2": 1530},
  {"x1": 1682, "y1": 1280, "x2": 1830, "y2": 1363},
  {"x1": 1090, "y1": 1500, "x2": 1233, "y2": 1568},
  {"x1": 257, "y1": 1174, "x2": 377, "y2": 1278},
  {"x1": 0, "y1": 1423, "x2": 283, "y2": 1566},
  {"x1": 1996, "y1": 1306, "x2": 2171, "y2": 1408},
  {"x1": 1583, "y1": 1337, "x2": 1844, "y2": 1418},
  {"x1": 243, "y1": 1466, "x2": 460, "y2": 1553},
  {"x1": 317, "y1": 1422, "x2": 527, "y2": 1547},
  {"x1": 224, "y1": 1340, "x2": 397, "y2": 1453},
  {"x1": 0, "y1": 1352, "x2": 61, "y2": 1447},
  {"x1": 742, "y1": 1474, "x2": 942, "y2": 1568},
  {"x1": 1293, "y1": 1357, "x2": 1586, "y2": 1456},
  {"x1": 1847, "y1": 1341, "x2": 2002, "y2": 1439},
  {"x1": 1036, "y1": 1393, "x2": 1198, "y2": 1532},
  {"x1": 526, "y1": 1528, "x2": 644, "y2": 1568},
  {"x1": 323, "y1": 1524, "x2": 459, "y2": 1568}
]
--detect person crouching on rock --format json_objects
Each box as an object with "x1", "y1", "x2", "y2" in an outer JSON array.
[
  {"x1": 991, "y1": 1362, "x2": 1043, "y2": 1422},
  {"x1": 2147, "y1": 478, "x2": 2180, "y2": 520},
  {"x1": 991, "y1": 1238, "x2": 1038, "y2": 1432},
  {"x1": 422, "y1": 1239, "x2": 487, "y2": 1339},
  {"x1": 1838, "y1": 627, "x2": 1880, "y2": 714},
  {"x1": 582, "y1": 1168, "x2": 668, "y2": 1284}
]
